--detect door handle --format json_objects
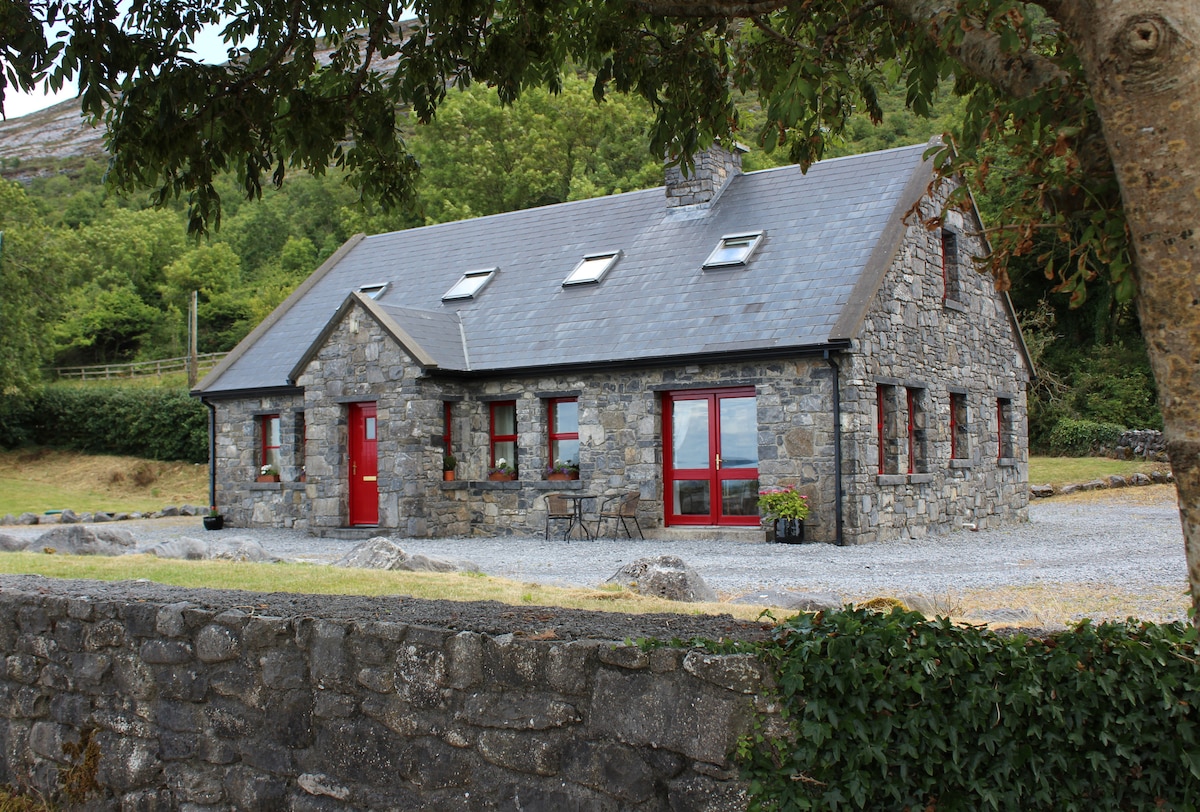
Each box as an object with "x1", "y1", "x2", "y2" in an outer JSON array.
[{"x1": 715, "y1": 454, "x2": 722, "y2": 470}]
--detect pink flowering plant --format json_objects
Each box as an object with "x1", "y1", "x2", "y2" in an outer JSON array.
[{"x1": 757, "y1": 485, "x2": 810, "y2": 524}]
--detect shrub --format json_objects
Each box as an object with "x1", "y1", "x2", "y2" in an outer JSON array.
[
  {"x1": 739, "y1": 608, "x2": 1200, "y2": 811},
  {"x1": 1045, "y1": 417, "x2": 1127, "y2": 456},
  {"x1": 0, "y1": 386, "x2": 207, "y2": 462}
]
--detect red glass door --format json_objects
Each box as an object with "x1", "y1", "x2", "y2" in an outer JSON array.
[
  {"x1": 664, "y1": 388, "x2": 759, "y2": 526},
  {"x1": 348, "y1": 402, "x2": 378, "y2": 525}
]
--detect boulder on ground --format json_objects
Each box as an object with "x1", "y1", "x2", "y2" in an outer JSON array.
[
  {"x1": 1107, "y1": 475, "x2": 1128, "y2": 489},
  {"x1": 1131, "y1": 473, "x2": 1152, "y2": 486},
  {"x1": 606, "y1": 555, "x2": 718, "y2": 603},
  {"x1": 730, "y1": 590, "x2": 840, "y2": 612},
  {"x1": 0, "y1": 515, "x2": 15, "y2": 525},
  {"x1": 333, "y1": 537, "x2": 475, "y2": 573},
  {"x1": 59, "y1": 509, "x2": 81, "y2": 524},
  {"x1": 16, "y1": 513, "x2": 37, "y2": 526},
  {"x1": 139, "y1": 538, "x2": 210, "y2": 560},
  {"x1": 141, "y1": 536, "x2": 280, "y2": 563},
  {"x1": 0, "y1": 534, "x2": 29, "y2": 552},
  {"x1": 1029, "y1": 484, "x2": 1054, "y2": 498},
  {"x1": 35, "y1": 525, "x2": 137, "y2": 556}
]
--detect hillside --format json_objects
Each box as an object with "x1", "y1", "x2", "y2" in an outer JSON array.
[{"x1": 0, "y1": 96, "x2": 106, "y2": 172}]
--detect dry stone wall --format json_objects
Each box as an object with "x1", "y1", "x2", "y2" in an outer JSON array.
[{"x1": 0, "y1": 578, "x2": 769, "y2": 810}]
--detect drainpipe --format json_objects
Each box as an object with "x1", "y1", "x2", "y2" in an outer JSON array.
[
  {"x1": 824, "y1": 351, "x2": 845, "y2": 546},
  {"x1": 202, "y1": 398, "x2": 217, "y2": 512}
]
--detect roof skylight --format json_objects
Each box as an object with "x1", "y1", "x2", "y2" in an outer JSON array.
[
  {"x1": 703, "y1": 231, "x2": 764, "y2": 269},
  {"x1": 563, "y1": 252, "x2": 621, "y2": 286},
  {"x1": 357, "y1": 283, "x2": 389, "y2": 300},
  {"x1": 442, "y1": 268, "x2": 498, "y2": 301}
]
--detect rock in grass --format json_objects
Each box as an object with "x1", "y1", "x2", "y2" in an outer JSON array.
[
  {"x1": 35, "y1": 525, "x2": 136, "y2": 556},
  {"x1": 333, "y1": 537, "x2": 475, "y2": 573},
  {"x1": 606, "y1": 555, "x2": 718, "y2": 603},
  {"x1": 0, "y1": 534, "x2": 29, "y2": 552}
]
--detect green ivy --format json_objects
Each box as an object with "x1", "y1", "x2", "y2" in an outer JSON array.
[
  {"x1": 0, "y1": 387, "x2": 207, "y2": 462},
  {"x1": 740, "y1": 608, "x2": 1200, "y2": 811}
]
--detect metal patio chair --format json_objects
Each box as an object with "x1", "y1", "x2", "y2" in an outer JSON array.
[
  {"x1": 596, "y1": 491, "x2": 644, "y2": 539},
  {"x1": 544, "y1": 493, "x2": 577, "y2": 540}
]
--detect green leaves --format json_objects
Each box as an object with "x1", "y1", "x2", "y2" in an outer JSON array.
[{"x1": 741, "y1": 609, "x2": 1200, "y2": 811}]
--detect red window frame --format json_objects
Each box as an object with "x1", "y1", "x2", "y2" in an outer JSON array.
[
  {"x1": 997, "y1": 398, "x2": 1014, "y2": 460},
  {"x1": 877, "y1": 385, "x2": 887, "y2": 475},
  {"x1": 949, "y1": 392, "x2": 967, "y2": 460},
  {"x1": 442, "y1": 401, "x2": 453, "y2": 454},
  {"x1": 906, "y1": 389, "x2": 916, "y2": 475},
  {"x1": 547, "y1": 398, "x2": 579, "y2": 464},
  {"x1": 489, "y1": 401, "x2": 517, "y2": 467},
  {"x1": 260, "y1": 414, "x2": 281, "y2": 470}
]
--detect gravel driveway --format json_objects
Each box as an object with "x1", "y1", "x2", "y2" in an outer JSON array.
[{"x1": 4, "y1": 488, "x2": 1187, "y2": 625}]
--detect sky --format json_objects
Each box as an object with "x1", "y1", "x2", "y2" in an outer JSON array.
[{"x1": 4, "y1": 23, "x2": 238, "y2": 120}]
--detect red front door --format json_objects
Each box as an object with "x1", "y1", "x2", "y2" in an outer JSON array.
[
  {"x1": 664, "y1": 388, "x2": 760, "y2": 526},
  {"x1": 348, "y1": 402, "x2": 378, "y2": 525}
]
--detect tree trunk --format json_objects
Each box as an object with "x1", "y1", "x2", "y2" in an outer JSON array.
[{"x1": 1056, "y1": 1, "x2": 1200, "y2": 620}]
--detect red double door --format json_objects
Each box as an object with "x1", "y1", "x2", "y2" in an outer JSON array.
[
  {"x1": 348, "y1": 402, "x2": 378, "y2": 526},
  {"x1": 663, "y1": 387, "x2": 760, "y2": 526}
]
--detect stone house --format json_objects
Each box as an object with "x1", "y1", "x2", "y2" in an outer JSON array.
[{"x1": 194, "y1": 139, "x2": 1032, "y2": 543}]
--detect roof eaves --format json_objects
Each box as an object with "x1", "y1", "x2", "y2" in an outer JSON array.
[{"x1": 195, "y1": 233, "x2": 367, "y2": 393}]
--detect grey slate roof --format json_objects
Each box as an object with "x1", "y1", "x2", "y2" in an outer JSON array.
[{"x1": 197, "y1": 142, "x2": 934, "y2": 395}]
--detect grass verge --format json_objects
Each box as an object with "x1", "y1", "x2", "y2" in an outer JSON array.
[{"x1": 0, "y1": 553, "x2": 796, "y2": 623}]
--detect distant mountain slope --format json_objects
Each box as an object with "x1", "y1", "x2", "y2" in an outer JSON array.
[{"x1": 0, "y1": 96, "x2": 106, "y2": 169}]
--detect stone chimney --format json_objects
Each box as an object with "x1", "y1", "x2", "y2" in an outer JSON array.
[{"x1": 664, "y1": 141, "x2": 746, "y2": 208}]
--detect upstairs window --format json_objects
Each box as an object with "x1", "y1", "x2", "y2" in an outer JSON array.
[
  {"x1": 941, "y1": 229, "x2": 962, "y2": 302},
  {"x1": 259, "y1": 414, "x2": 281, "y2": 473},
  {"x1": 547, "y1": 398, "x2": 579, "y2": 465},
  {"x1": 703, "y1": 231, "x2": 764, "y2": 269},
  {"x1": 357, "y1": 282, "x2": 389, "y2": 300},
  {"x1": 443, "y1": 268, "x2": 498, "y2": 301},
  {"x1": 564, "y1": 252, "x2": 620, "y2": 286}
]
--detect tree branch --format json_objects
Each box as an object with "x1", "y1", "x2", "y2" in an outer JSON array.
[
  {"x1": 632, "y1": 0, "x2": 786, "y2": 18},
  {"x1": 884, "y1": 0, "x2": 1072, "y2": 98}
]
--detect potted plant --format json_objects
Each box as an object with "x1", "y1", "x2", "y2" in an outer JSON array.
[
  {"x1": 257, "y1": 464, "x2": 280, "y2": 482},
  {"x1": 545, "y1": 460, "x2": 580, "y2": 481},
  {"x1": 203, "y1": 507, "x2": 224, "y2": 531},
  {"x1": 487, "y1": 458, "x2": 518, "y2": 481},
  {"x1": 443, "y1": 452, "x2": 457, "y2": 481},
  {"x1": 758, "y1": 485, "x2": 810, "y2": 543}
]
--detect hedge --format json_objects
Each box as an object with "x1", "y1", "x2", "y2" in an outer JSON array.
[
  {"x1": 739, "y1": 608, "x2": 1200, "y2": 811},
  {"x1": 0, "y1": 387, "x2": 207, "y2": 463},
  {"x1": 1045, "y1": 417, "x2": 1127, "y2": 457}
]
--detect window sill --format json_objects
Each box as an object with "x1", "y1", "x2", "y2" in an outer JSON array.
[
  {"x1": 908, "y1": 473, "x2": 934, "y2": 485},
  {"x1": 876, "y1": 474, "x2": 907, "y2": 487},
  {"x1": 250, "y1": 482, "x2": 282, "y2": 491},
  {"x1": 949, "y1": 459, "x2": 972, "y2": 469},
  {"x1": 998, "y1": 457, "x2": 1020, "y2": 468},
  {"x1": 943, "y1": 299, "x2": 967, "y2": 313}
]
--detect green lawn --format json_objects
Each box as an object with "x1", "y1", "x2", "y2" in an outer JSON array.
[{"x1": 1027, "y1": 455, "x2": 1167, "y2": 488}]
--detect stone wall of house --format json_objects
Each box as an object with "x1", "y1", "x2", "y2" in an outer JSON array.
[
  {"x1": 0, "y1": 582, "x2": 764, "y2": 810},
  {"x1": 842, "y1": 199, "x2": 1031, "y2": 543},
  {"x1": 210, "y1": 393, "x2": 308, "y2": 529}
]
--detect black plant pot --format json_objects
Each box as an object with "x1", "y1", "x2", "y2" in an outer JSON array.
[
  {"x1": 773, "y1": 518, "x2": 804, "y2": 544},
  {"x1": 203, "y1": 515, "x2": 224, "y2": 531}
]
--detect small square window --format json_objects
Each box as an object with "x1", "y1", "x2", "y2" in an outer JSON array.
[
  {"x1": 563, "y1": 252, "x2": 620, "y2": 286},
  {"x1": 442, "y1": 268, "x2": 498, "y2": 301},
  {"x1": 357, "y1": 282, "x2": 389, "y2": 300},
  {"x1": 703, "y1": 232, "x2": 764, "y2": 269}
]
